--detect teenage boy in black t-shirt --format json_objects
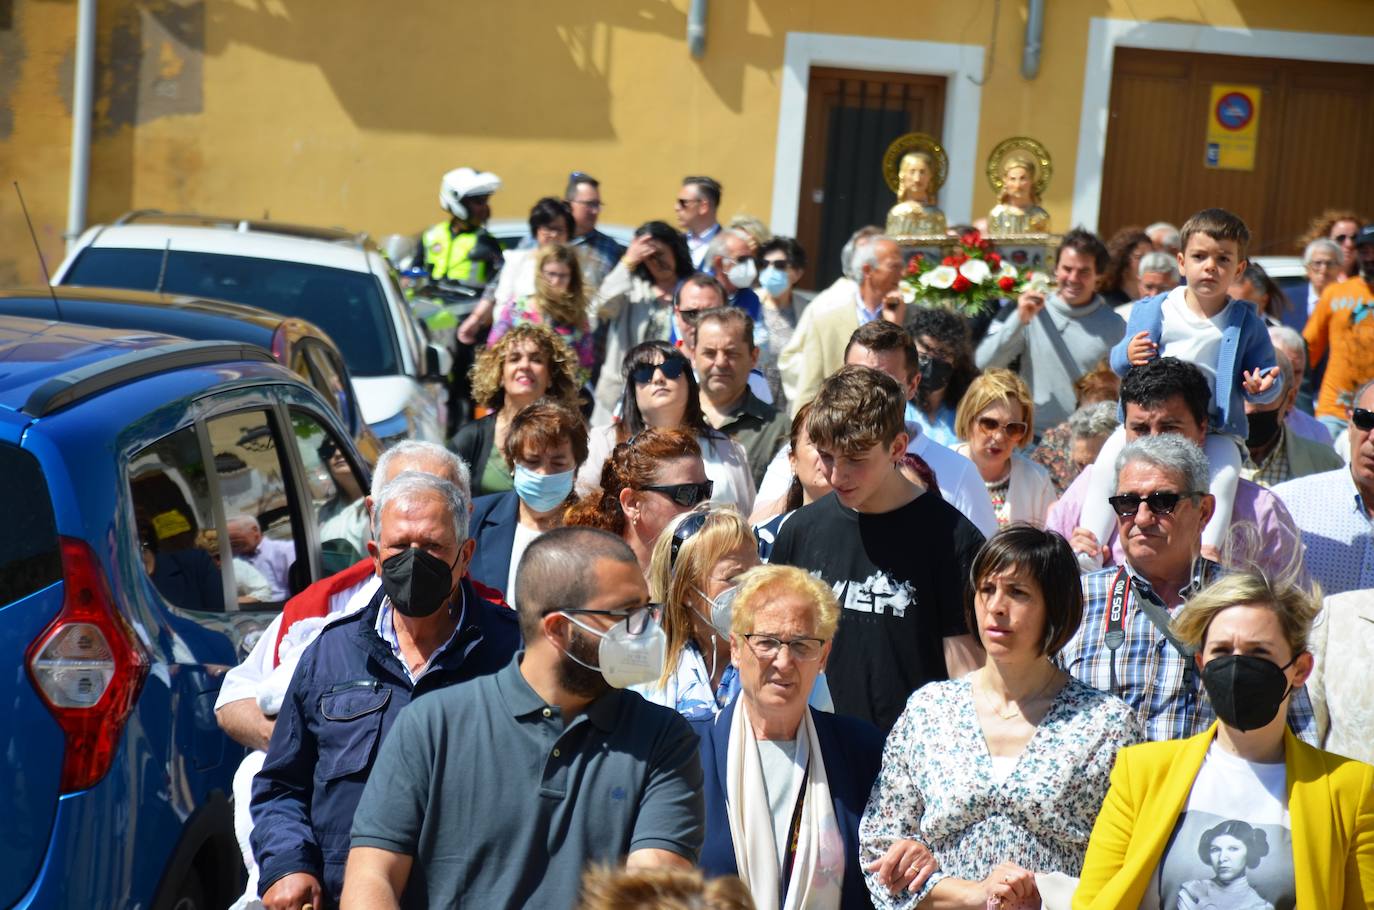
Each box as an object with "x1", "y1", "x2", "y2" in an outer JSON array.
[{"x1": 770, "y1": 365, "x2": 985, "y2": 730}]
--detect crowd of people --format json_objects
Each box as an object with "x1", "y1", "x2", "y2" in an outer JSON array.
[{"x1": 216, "y1": 170, "x2": 1374, "y2": 910}]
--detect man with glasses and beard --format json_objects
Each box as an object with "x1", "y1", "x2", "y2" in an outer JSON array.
[{"x1": 341, "y1": 527, "x2": 704, "y2": 909}]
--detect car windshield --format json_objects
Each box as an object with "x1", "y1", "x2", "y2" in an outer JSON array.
[{"x1": 64, "y1": 248, "x2": 401, "y2": 377}]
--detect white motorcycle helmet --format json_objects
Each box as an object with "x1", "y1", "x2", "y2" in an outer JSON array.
[{"x1": 439, "y1": 167, "x2": 502, "y2": 221}]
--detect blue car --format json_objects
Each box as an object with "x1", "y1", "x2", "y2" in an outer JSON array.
[{"x1": 0, "y1": 316, "x2": 374, "y2": 908}]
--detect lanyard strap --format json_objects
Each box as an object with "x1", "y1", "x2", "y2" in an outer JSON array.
[
  {"x1": 1101, "y1": 567, "x2": 1197, "y2": 695},
  {"x1": 778, "y1": 758, "x2": 811, "y2": 907}
]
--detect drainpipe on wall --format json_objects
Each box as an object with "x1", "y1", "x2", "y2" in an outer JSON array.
[
  {"x1": 687, "y1": 0, "x2": 708, "y2": 59},
  {"x1": 66, "y1": 0, "x2": 96, "y2": 253},
  {"x1": 1021, "y1": 0, "x2": 1044, "y2": 80}
]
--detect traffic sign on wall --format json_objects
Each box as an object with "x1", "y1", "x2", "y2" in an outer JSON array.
[{"x1": 1205, "y1": 84, "x2": 1261, "y2": 171}]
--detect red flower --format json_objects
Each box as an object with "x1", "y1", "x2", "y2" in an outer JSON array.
[
  {"x1": 998, "y1": 275, "x2": 1016, "y2": 292},
  {"x1": 913, "y1": 252, "x2": 925, "y2": 260},
  {"x1": 951, "y1": 275, "x2": 972, "y2": 293},
  {"x1": 906, "y1": 258, "x2": 921, "y2": 275},
  {"x1": 960, "y1": 229, "x2": 981, "y2": 247},
  {"x1": 942, "y1": 256, "x2": 957, "y2": 267},
  {"x1": 978, "y1": 239, "x2": 993, "y2": 252},
  {"x1": 986, "y1": 253, "x2": 1002, "y2": 270}
]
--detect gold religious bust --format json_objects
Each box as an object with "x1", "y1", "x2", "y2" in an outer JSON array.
[
  {"x1": 882, "y1": 133, "x2": 948, "y2": 238},
  {"x1": 986, "y1": 137, "x2": 1053, "y2": 236}
]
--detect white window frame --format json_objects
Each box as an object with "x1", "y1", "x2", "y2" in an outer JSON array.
[{"x1": 768, "y1": 32, "x2": 985, "y2": 237}]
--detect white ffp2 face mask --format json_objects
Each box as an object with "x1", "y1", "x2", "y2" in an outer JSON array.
[
  {"x1": 562, "y1": 612, "x2": 667, "y2": 688},
  {"x1": 726, "y1": 258, "x2": 758, "y2": 290},
  {"x1": 693, "y1": 585, "x2": 737, "y2": 639}
]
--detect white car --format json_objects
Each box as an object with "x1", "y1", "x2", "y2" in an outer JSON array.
[{"x1": 54, "y1": 212, "x2": 450, "y2": 447}]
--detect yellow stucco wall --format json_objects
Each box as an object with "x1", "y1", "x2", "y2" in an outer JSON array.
[{"x1": 2, "y1": 0, "x2": 1371, "y2": 284}]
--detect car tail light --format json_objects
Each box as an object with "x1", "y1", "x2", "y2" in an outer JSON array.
[{"x1": 26, "y1": 537, "x2": 149, "y2": 793}]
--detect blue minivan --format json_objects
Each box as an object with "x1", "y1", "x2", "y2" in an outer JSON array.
[{"x1": 0, "y1": 316, "x2": 373, "y2": 908}]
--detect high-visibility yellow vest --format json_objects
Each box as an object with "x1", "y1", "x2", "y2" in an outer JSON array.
[{"x1": 421, "y1": 221, "x2": 489, "y2": 284}]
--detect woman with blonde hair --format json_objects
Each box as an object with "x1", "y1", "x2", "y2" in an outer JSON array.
[
  {"x1": 955, "y1": 368, "x2": 1057, "y2": 527},
  {"x1": 487, "y1": 242, "x2": 595, "y2": 382},
  {"x1": 694, "y1": 564, "x2": 908, "y2": 910},
  {"x1": 451, "y1": 322, "x2": 582, "y2": 495},
  {"x1": 1075, "y1": 571, "x2": 1374, "y2": 908},
  {"x1": 638, "y1": 507, "x2": 831, "y2": 718}
]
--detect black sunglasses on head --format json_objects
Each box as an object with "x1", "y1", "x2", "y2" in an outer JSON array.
[
  {"x1": 631, "y1": 357, "x2": 688, "y2": 385},
  {"x1": 1352, "y1": 408, "x2": 1374, "y2": 432},
  {"x1": 1107, "y1": 491, "x2": 1202, "y2": 518},
  {"x1": 642, "y1": 480, "x2": 714, "y2": 507},
  {"x1": 669, "y1": 509, "x2": 709, "y2": 568}
]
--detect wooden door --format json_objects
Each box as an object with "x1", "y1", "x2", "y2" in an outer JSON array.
[
  {"x1": 1099, "y1": 48, "x2": 1374, "y2": 256},
  {"x1": 795, "y1": 68, "x2": 947, "y2": 289}
]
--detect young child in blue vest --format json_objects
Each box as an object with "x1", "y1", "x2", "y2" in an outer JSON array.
[{"x1": 1077, "y1": 208, "x2": 1282, "y2": 570}]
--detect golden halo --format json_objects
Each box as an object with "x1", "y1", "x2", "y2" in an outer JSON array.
[
  {"x1": 986, "y1": 137, "x2": 1052, "y2": 197},
  {"x1": 882, "y1": 133, "x2": 949, "y2": 195}
]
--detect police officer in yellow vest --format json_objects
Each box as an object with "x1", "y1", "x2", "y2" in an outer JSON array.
[{"x1": 417, "y1": 167, "x2": 504, "y2": 287}]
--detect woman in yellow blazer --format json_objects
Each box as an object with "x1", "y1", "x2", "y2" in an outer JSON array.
[{"x1": 1074, "y1": 571, "x2": 1374, "y2": 909}]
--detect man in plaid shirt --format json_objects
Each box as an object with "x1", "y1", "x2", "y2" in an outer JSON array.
[{"x1": 1058, "y1": 433, "x2": 1317, "y2": 743}]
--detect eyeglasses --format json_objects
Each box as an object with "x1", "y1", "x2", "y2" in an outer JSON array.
[
  {"x1": 555, "y1": 603, "x2": 663, "y2": 635},
  {"x1": 976, "y1": 416, "x2": 1028, "y2": 440},
  {"x1": 641, "y1": 480, "x2": 714, "y2": 507},
  {"x1": 761, "y1": 258, "x2": 791, "y2": 269},
  {"x1": 1333, "y1": 234, "x2": 1355, "y2": 244},
  {"x1": 1351, "y1": 408, "x2": 1374, "y2": 432},
  {"x1": 1308, "y1": 260, "x2": 1340, "y2": 270},
  {"x1": 741, "y1": 633, "x2": 826, "y2": 662},
  {"x1": 630, "y1": 357, "x2": 688, "y2": 385},
  {"x1": 674, "y1": 197, "x2": 701, "y2": 209},
  {"x1": 669, "y1": 510, "x2": 709, "y2": 568},
  {"x1": 1107, "y1": 491, "x2": 1203, "y2": 518}
]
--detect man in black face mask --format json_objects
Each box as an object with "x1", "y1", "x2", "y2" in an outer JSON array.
[
  {"x1": 1240, "y1": 354, "x2": 1341, "y2": 487},
  {"x1": 251, "y1": 471, "x2": 520, "y2": 910}
]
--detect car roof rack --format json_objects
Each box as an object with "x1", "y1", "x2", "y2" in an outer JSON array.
[
  {"x1": 112, "y1": 210, "x2": 373, "y2": 249},
  {"x1": 22, "y1": 340, "x2": 277, "y2": 418}
]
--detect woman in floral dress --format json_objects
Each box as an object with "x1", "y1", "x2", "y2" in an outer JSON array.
[{"x1": 859, "y1": 525, "x2": 1141, "y2": 908}]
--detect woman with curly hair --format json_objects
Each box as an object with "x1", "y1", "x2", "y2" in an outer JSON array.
[
  {"x1": 1299, "y1": 208, "x2": 1366, "y2": 279},
  {"x1": 486, "y1": 243, "x2": 595, "y2": 383},
  {"x1": 451, "y1": 322, "x2": 582, "y2": 495},
  {"x1": 564, "y1": 426, "x2": 709, "y2": 573},
  {"x1": 1099, "y1": 227, "x2": 1153, "y2": 307}
]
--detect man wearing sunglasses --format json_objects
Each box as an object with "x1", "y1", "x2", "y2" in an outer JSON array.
[
  {"x1": 343, "y1": 527, "x2": 703, "y2": 907},
  {"x1": 676, "y1": 176, "x2": 722, "y2": 270},
  {"x1": 1048, "y1": 357, "x2": 1303, "y2": 581},
  {"x1": 1273, "y1": 376, "x2": 1374, "y2": 596},
  {"x1": 1058, "y1": 433, "x2": 1318, "y2": 744}
]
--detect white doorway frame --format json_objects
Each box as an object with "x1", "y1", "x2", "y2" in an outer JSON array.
[
  {"x1": 769, "y1": 32, "x2": 985, "y2": 238},
  {"x1": 1071, "y1": 17, "x2": 1374, "y2": 231}
]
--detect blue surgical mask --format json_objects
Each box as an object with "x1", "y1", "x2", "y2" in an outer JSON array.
[
  {"x1": 758, "y1": 265, "x2": 790, "y2": 297},
  {"x1": 513, "y1": 465, "x2": 575, "y2": 513}
]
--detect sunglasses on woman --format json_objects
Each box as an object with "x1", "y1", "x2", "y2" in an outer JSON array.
[
  {"x1": 1106, "y1": 491, "x2": 1203, "y2": 518},
  {"x1": 641, "y1": 480, "x2": 714, "y2": 507},
  {"x1": 976, "y1": 416, "x2": 1028, "y2": 440},
  {"x1": 630, "y1": 357, "x2": 688, "y2": 385}
]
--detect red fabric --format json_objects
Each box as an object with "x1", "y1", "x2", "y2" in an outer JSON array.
[
  {"x1": 270, "y1": 560, "x2": 513, "y2": 667},
  {"x1": 272, "y1": 558, "x2": 375, "y2": 667}
]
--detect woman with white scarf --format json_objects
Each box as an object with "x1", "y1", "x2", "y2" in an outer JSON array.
[{"x1": 692, "y1": 564, "x2": 933, "y2": 910}]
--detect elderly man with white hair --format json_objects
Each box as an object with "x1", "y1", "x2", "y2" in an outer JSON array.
[
  {"x1": 1113, "y1": 250, "x2": 1180, "y2": 321},
  {"x1": 250, "y1": 468, "x2": 521, "y2": 910},
  {"x1": 1267, "y1": 324, "x2": 1337, "y2": 447},
  {"x1": 778, "y1": 230, "x2": 904, "y2": 415},
  {"x1": 1284, "y1": 237, "x2": 1345, "y2": 332},
  {"x1": 1240, "y1": 353, "x2": 1342, "y2": 487}
]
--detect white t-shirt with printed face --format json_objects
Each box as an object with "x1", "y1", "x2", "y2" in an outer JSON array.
[{"x1": 1142, "y1": 741, "x2": 1294, "y2": 910}]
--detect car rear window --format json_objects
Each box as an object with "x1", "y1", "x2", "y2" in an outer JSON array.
[
  {"x1": 65, "y1": 248, "x2": 401, "y2": 377},
  {"x1": 0, "y1": 444, "x2": 62, "y2": 607}
]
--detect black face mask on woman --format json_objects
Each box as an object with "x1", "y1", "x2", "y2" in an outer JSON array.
[
  {"x1": 1201, "y1": 653, "x2": 1295, "y2": 731},
  {"x1": 381, "y1": 547, "x2": 459, "y2": 618}
]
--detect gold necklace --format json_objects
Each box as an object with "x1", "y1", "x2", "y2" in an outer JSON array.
[{"x1": 978, "y1": 667, "x2": 1061, "y2": 720}]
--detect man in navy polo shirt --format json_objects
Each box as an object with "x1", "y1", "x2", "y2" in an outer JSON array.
[{"x1": 341, "y1": 527, "x2": 704, "y2": 908}]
